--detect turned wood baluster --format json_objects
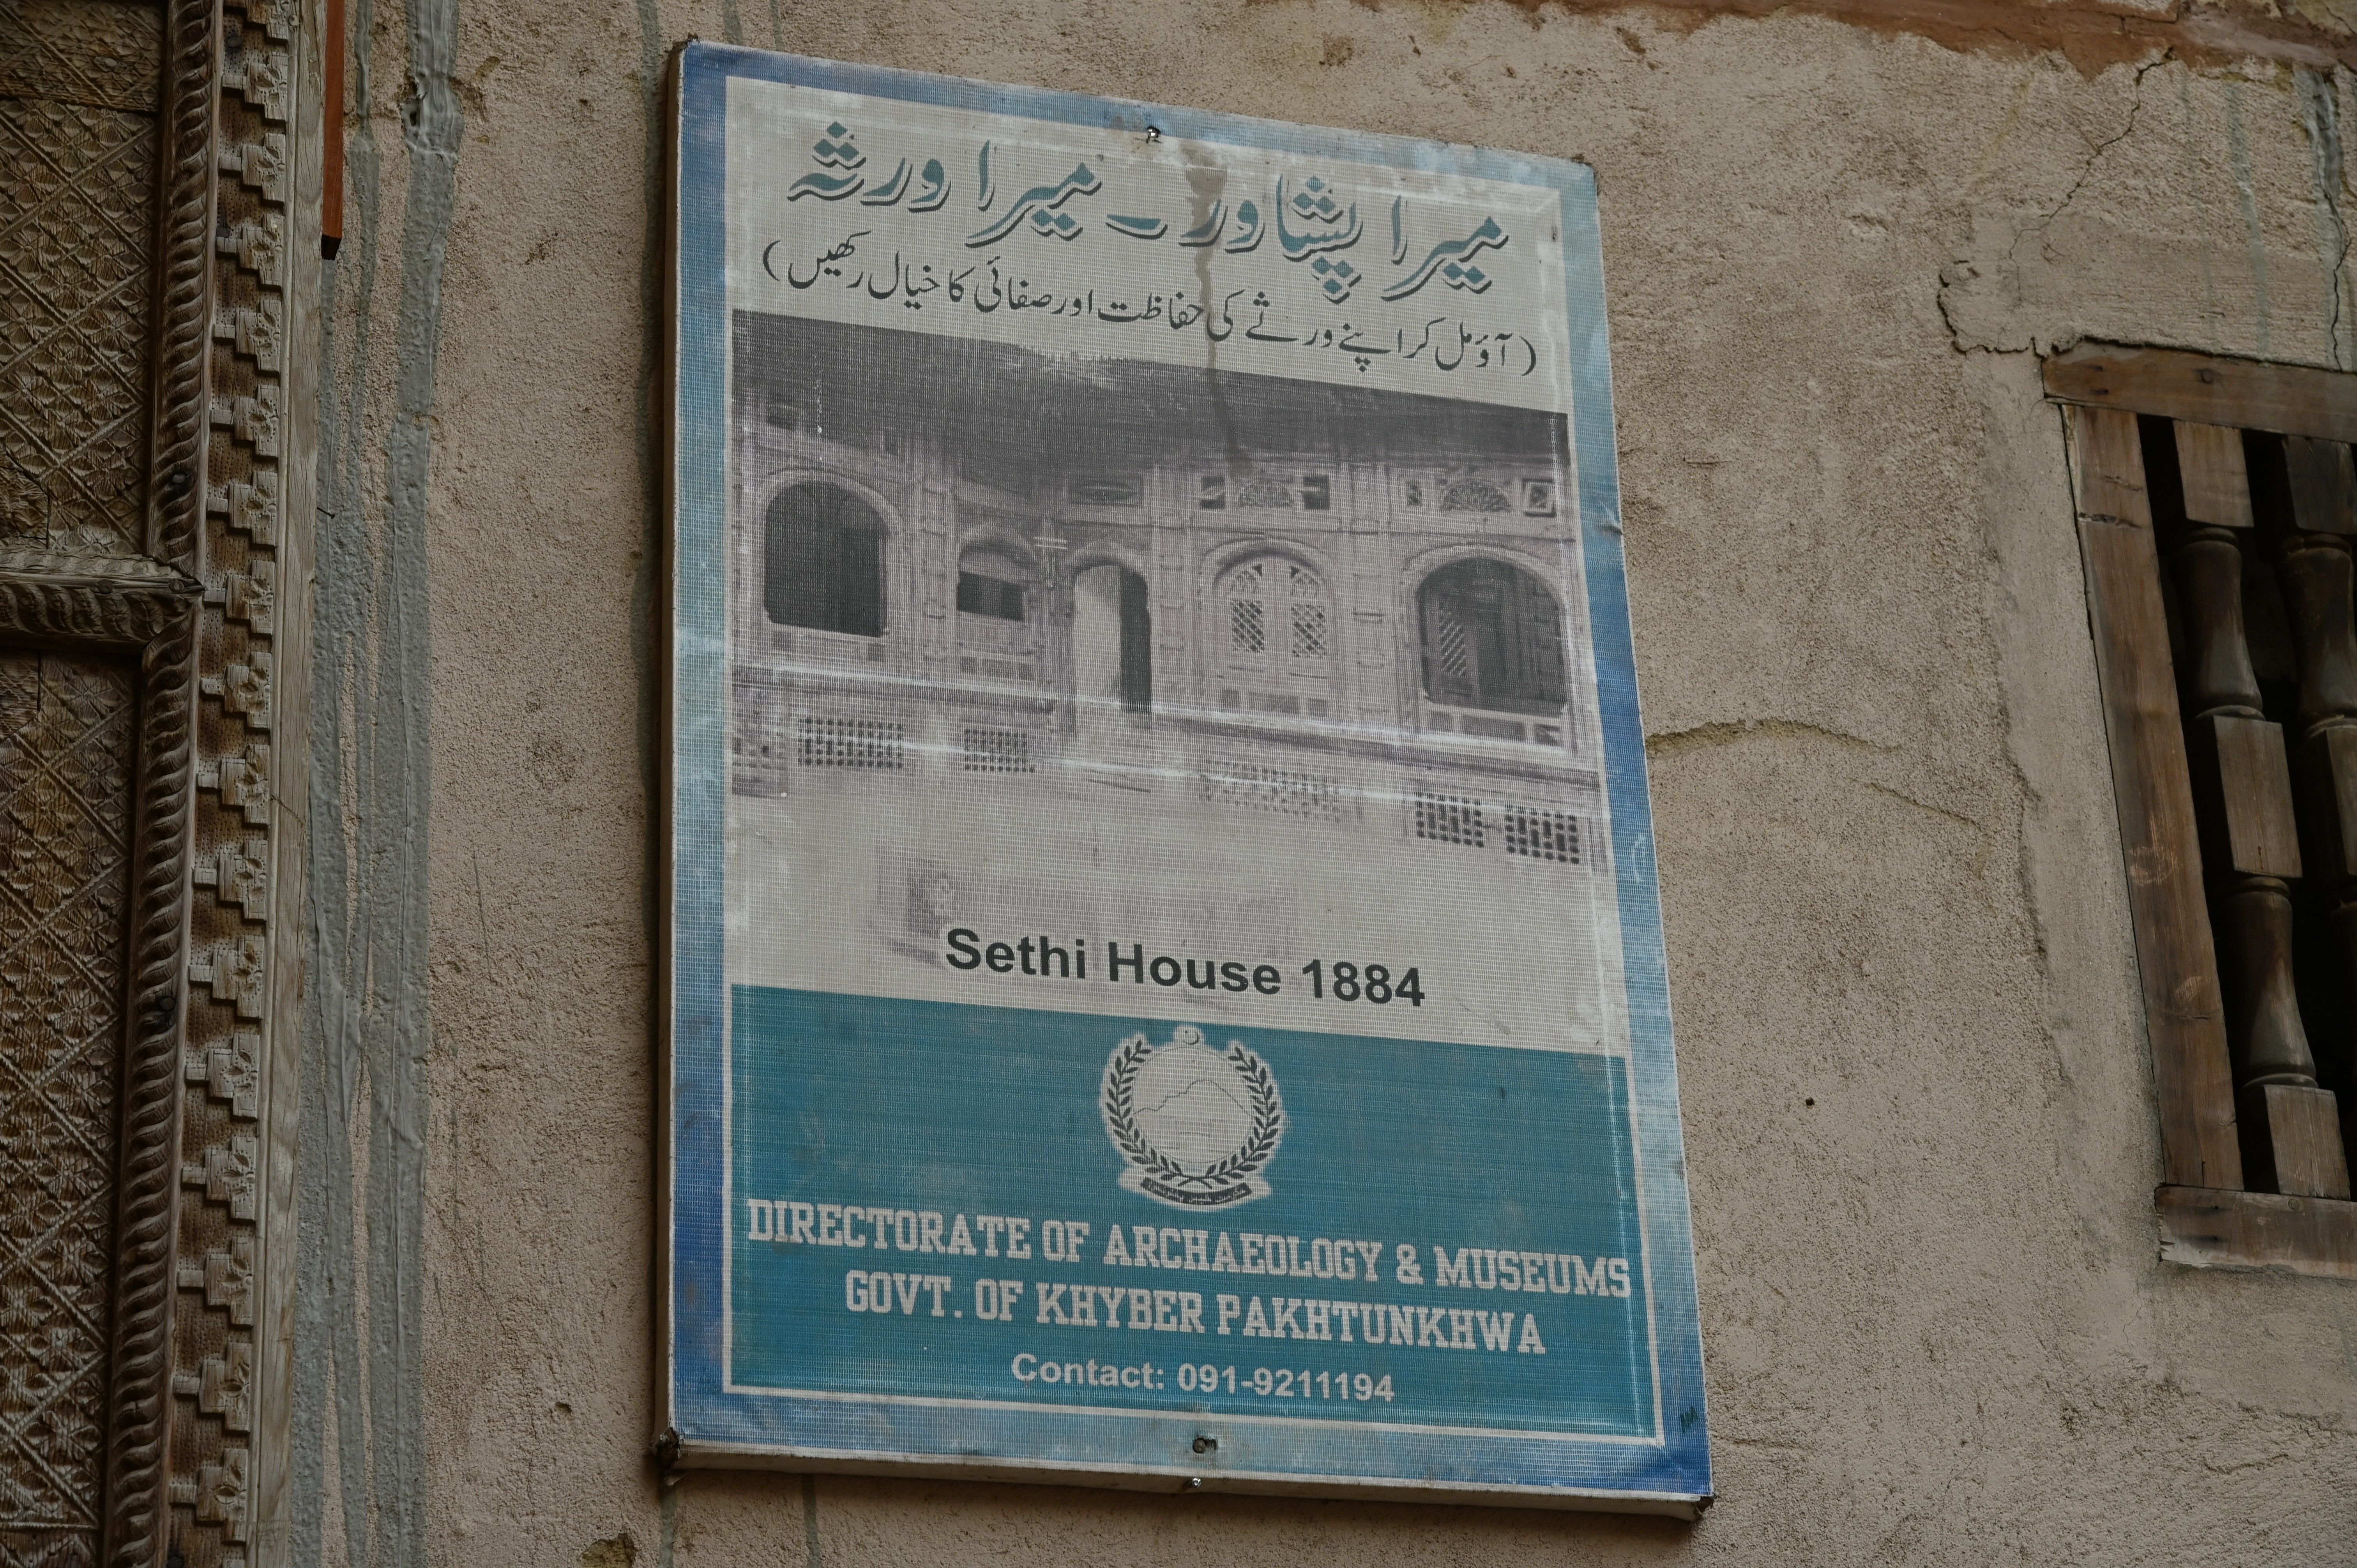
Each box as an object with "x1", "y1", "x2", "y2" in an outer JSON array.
[
  {"x1": 2167, "y1": 422, "x2": 2325, "y2": 1118},
  {"x1": 2268, "y1": 434, "x2": 2357, "y2": 1195}
]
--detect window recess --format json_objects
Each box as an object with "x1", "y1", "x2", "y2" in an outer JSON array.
[{"x1": 2050, "y1": 341, "x2": 2357, "y2": 1279}]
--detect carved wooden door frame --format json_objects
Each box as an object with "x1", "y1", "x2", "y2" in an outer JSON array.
[{"x1": 3, "y1": 0, "x2": 316, "y2": 1556}]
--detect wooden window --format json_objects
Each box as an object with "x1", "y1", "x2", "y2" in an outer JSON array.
[
  {"x1": 1219, "y1": 558, "x2": 1332, "y2": 719},
  {"x1": 2048, "y1": 341, "x2": 2357, "y2": 1278},
  {"x1": 1417, "y1": 558, "x2": 1567, "y2": 718}
]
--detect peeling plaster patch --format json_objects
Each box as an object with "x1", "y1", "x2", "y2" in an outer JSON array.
[
  {"x1": 582, "y1": 1533, "x2": 640, "y2": 1568},
  {"x1": 1645, "y1": 717, "x2": 1893, "y2": 756},
  {"x1": 1940, "y1": 59, "x2": 2160, "y2": 355}
]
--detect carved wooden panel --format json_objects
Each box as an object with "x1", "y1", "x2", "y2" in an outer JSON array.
[
  {"x1": 0, "y1": 648, "x2": 134, "y2": 1568},
  {"x1": 170, "y1": 0, "x2": 299, "y2": 1559},
  {"x1": 0, "y1": 0, "x2": 164, "y2": 558}
]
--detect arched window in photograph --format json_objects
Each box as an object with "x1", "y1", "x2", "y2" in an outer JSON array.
[
  {"x1": 1219, "y1": 556, "x2": 1331, "y2": 717},
  {"x1": 764, "y1": 482, "x2": 885, "y2": 637},
  {"x1": 1418, "y1": 558, "x2": 1566, "y2": 716}
]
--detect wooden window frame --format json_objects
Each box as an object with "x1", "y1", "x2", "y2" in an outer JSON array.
[{"x1": 2049, "y1": 341, "x2": 2357, "y2": 1279}]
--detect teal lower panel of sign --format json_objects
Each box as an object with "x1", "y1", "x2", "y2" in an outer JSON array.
[{"x1": 718, "y1": 986, "x2": 1665, "y2": 1459}]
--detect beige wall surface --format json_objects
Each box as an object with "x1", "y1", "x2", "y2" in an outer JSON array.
[{"x1": 295, "y1": 1, "x2": 2357, "y2": 1563}]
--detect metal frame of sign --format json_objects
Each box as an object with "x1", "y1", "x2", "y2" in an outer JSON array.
[{"x1": 659, "y1": 41, "x2": 1711, "y2": 1515}]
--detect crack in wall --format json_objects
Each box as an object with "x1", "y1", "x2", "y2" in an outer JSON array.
[
  {"x1": 2007, "y1": 57, "x2": 2164, "y2": 269},
  {"x1": 2295, "y1": 65, "x2": 2352, "y2": 369},
  {"x1": 1936, "y1": 58, "x2": 2166, "y2": 357},
  {"x1": 2182, "y1": 68, "x2": 2225, "y2": 350},
  {"x1": 1863, "y1": 778, "x2": 1988, "y2": 837},
  {"x1": 1645, "y1": 717, "x2": 1893, "y2": 757},
  {"x1": 2228, "y1": 75, "x2": 2275, "y2": 357},
  {"x1": 1293, "y1": 0, "x2": 2357, "y2": 77},
  {"x1": 1939, "y1": 58, "x2": 2163, "y2": 355}
]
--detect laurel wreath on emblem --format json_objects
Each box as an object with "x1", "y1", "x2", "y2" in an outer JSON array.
[{"x1": 1101, "y1": 1029, "x2": 1285, "y2": 1191}]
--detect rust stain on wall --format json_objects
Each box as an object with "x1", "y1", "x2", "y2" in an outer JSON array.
[{"x1": 1252, "y1": 0, "x2": 2357, "y2": 75}]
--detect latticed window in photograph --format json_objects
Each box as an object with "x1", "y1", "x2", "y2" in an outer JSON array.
[
  {"x1": 796, "y1": 715, "x2": 905, "y2": 769},
  {"x1": 1200, "y1": 760, "x2": 1345, "y2": 822},
  {"x1": 2049, "y1": 341, "x2": 2357, "y2": 1275},
  {"x1": 1221, "y1": 557, "x2": 1331, "y2": 717},
  {"x1": 1504, "y1": 805, "x2": 1581, "y2": 864},
  {"x1": 1228, "y1": 563, "x2": 1267, "y2": 655},
  {"x1": 1412, "y1": 789, "x2": 1485, "y2": 847},
  {"x1": 959, "y1": 727, "x2": 1033, "y2": 773},
  {"x1": 1288, "y1": 566, "x2": 1328, "y2": 660}
]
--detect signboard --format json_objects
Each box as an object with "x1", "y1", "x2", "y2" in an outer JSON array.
[{"x1": 661, "y1": 42, "x2": 1710, "y2": 1514}]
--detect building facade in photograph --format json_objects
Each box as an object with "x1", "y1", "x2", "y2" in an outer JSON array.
[{"x1": 728, "y1": 316, "x2": 1596, "y2": 872}]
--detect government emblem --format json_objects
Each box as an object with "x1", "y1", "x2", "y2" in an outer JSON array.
[{"x1": 1100, "y1": 1026, "x2": 1285, "y2": 1208}]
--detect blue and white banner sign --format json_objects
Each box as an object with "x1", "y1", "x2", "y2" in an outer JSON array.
[{"x1": 663, "y1": 42, "x2": 1709, "y2": 1513}]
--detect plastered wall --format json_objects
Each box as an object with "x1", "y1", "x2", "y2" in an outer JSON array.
[{"x1": 295, "y1": 1, "x2": 2357, "y2": 1562}]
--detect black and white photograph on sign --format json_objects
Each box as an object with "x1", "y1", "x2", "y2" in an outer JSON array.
[{"x1": 725, "y1": 310, "x2": 1617, "y2": 1047}]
